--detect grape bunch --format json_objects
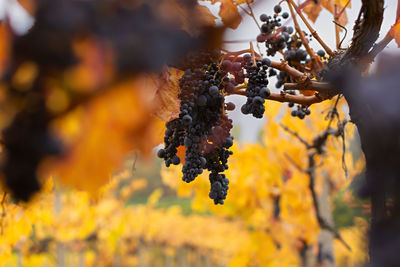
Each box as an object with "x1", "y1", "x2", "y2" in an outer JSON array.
[
  {"x1": 158, "y1": 50, "x2": 234, "y2": 204},
  {"x1": 286, "y1": 91, "x2": 311, "y2": 119},
  {"x1": 257, "y1": 4, "x2": 321, "y2": 120},
  {"x1": 204, "y1": 115, "x2": 233, "y2": 204},
  {"x1": 240, "y1": 55, "x2": 271, "y2": 118},
  {"x1": 257, "y1": 5, "x2": 292, "y2": 57}
]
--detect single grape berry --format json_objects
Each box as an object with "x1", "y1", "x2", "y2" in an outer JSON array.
[
  {"x1": 197, "y1": 95, "x2": 207, "y2": 106},
  {"x1": 261, "y1": 58, "x2": 271, "y2": 67},
  {"x1": 232, "y1": 62, "x2": 242, "y2": 72},
  {"x1": 286, "y1": 26, "x2": 294, "y2": 34},
  {"x1": 225, "y1": 82, "x2": 235, "y2": 93},
  {"x1": 291, "y1": 110, "x2": 298, "y2": 117},
  {"x1": 253, "y1": 96, "x2": 265, "y2": 105},
  {"x1": 260, "y1": 13, "x2": 268, "y2": 22},
  {"x1": 260, "y1": 87, "x2": 270, "y2": 99},
  {"x1": 241, "y1": 104, "x2": 249, "y2": 114},
  {"x1": 288, "y1": 102, "x2": 294, "y2": 108},
  {"x1": 261, "y1": 23, "x2": 270, "y2": 34},
  {"x1": 317, "y1": 49, "x2": 326, "y2": 57},
  {"x1": 183, "y1": 114, "x2": 192, "y2": 124},
  {"x1": 209, "y1": 85, "x2": 219, "y2": 96},
  {"x1": 257, "y1": 34, "x2": 265, "y2": 42},
  {"x1": 157, "y1": 149, "x2": 166, "y2": 158},
  {"x1": 282, "y1": 12, "x2": 289, "y2": 19},
  {"x1": 226, "y1": 102, "x2": 236, "y2": 111},
  {"x1": 243, "y1": 54, "x2": 252, "y2": 62},
  {"x1": 274, "y1": 5, "x2": 282, "y2": 13},
  {"x1": 305, "y1": 109, "x2": 311, "y2": 115},
  {"x1": 221, "y1": 60, "x2": 232, "y2": 71},
  {"x1": 172, "y1": 155, "x2": 181, "y2": 165}
]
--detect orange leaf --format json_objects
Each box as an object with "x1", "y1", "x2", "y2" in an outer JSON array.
[
  {"x1": 209, "y1": 0, "x2": 242, "y2": 29},
  {"x1": 64, "y1": 38, "x2": 114, "y2": 93},
  {"x1": 17, "y1": 0, "x2": 36, "y2": 15},
  {"x1": 303, "y1": 2, "x2": 322, "y2": 23},
  {"x1": 321, "y1": 0, "x2": 348, "y2": 28},
  {"x1": 0, "y1": 24, "x2": 11, "y2": 77},
  {"x1": 45, "y1": 76, "x2": 162, "y2": 195},
  {"x1": 157, "y1": 1, "x2": 216, "y2": 36},
  {"x1": 390, "y1": 19, "x2": 400, "y2": 47},
  {"x1": 153, "y1": 68, "x2": 183, "y2": 122},
  {"x1": 235, "y1": 0, "x2": 253, "y2": 4},
  {"x1": 195, "y1": 4, "x2": 218, "y2": 27}
]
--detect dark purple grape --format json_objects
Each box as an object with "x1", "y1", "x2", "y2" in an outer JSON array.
[
  {"x1": 274, "y1": 5, "x2": 282, "y2": 13},
  {"x1": 226, "y1": 102, "x2": 235, "y2": 111},
  {"x1": 260, "y1": 13, "x2": 268, "y2": 22},
  {"x1": 209, "y1": 85, "x2": 219, "y2": 96},
  {"x1": 221, "y1": 60, "x2": 232, "y2": 71}
]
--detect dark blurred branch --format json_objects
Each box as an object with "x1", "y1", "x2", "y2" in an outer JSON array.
[
  {"x1": 345, "y1": 0, "x2": 384, "y2": 61},
  {"x1": 365, "y1": 0, "x2": 400, "y2": 63},
  {"x1": 281, "y1": 119, "x2": 351, "y2": 251}
]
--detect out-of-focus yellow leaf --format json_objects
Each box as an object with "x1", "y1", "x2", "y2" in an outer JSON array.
[
  {"x1": 391, "y1": 19, "x2": 400, "y2": 47},
  {"x1": 335, "y1": 217, "x2": 368, "y2": 266},
  {"x1": 64, "y1": 38, "x2": 114, "y2": 93},
  {"x1": 148, "y1": 188, "x2": 163, "y2": 207},
  {"x1": 153, "y1": 68, "x2": 183, "y2": 121}
]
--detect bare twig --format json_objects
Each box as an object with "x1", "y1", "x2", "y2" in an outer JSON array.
[
  {"x1": 250, "y1": 42, "x2": 257, "y2": 66},
  {"x1": 0, "y1": 192, "x2": 7, "y2": 236},
  {"x1": 307, "y1": 151, "x2": 351, "y2": 251},
  {"x1": 231, "y1": 89, "x2": 328, "y2": 106},
  {"x1": 334, "y1": 4, "x2": 341, "y2": 50},
  {"x1": 364, "y1": 0, "x2": 399, "y2": 63},
  {"x1": 245, "y1": 0, "x2": 261, "y2": 31},
  {"x1": 284, "y1": 153, "x2": 305, "y2": 172},
  {"x1": 289, "y1": 0, "x2": 334, "y2": 56},
  {"x1": 280, "y1": 123, "x2": 311, "y2": 148},
  {"x1": 281, "y1": 121, "x2": 352, "y2": 251},
  {"x1": 270, "y1": 60, "x2": 307, "y2": 81},
  {"x1": 286, "y1": 0, "x2": 324, "y2": 74},
  {"x1": 270, "y1": 92, "x2": 326, "y2": 106},
  {"x1": 339, "y1": 121, "x2": 348, "y2": 178},
  {"x1": 283, "y1": 81, "x2": 333, "y2": 94}
]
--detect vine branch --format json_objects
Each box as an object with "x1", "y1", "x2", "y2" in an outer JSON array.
[{"x1": 280, "y1": 121, "x2": 351, "y2": 251}]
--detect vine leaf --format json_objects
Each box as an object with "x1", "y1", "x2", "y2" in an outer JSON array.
[
  {"x1": 0, "y1": 24, "x2": 11, "y2": 77},
  {"x1": 153, "y1": 68, "x2": 183, "y2": 122},
  {"x1": 208, "y1": 0, "x2": 250, "y2": 29},
  {"x1": 45, "y1": 77, "x2": 165, "y2": 195},
  {"x1": 303, "y1": 0, "x2": 350, "y2": 29},
  {"x1": 321, "y1": 0, "x2": 349, "y2": 27},
  {"x1": 17, "y1": 0, "x2": 36, "y2": 15},
  {"x1": 390, "y1": 19, "x2": 400, "y2": 47},
  {"x1": 303, "y1": 2, "x2": 322, "y2": 23}
]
